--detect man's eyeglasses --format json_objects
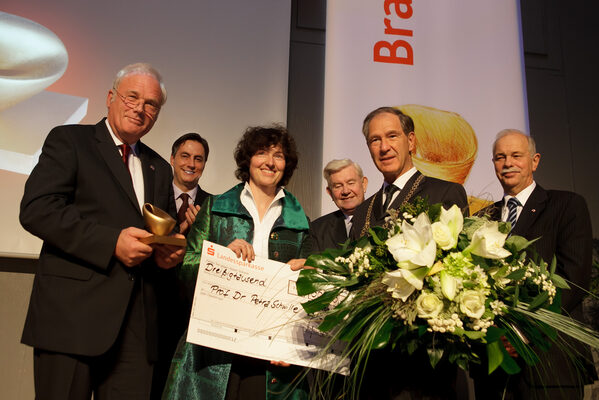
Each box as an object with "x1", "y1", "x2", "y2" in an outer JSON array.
[{"x1": 113, "y1": 88, "x2": 161, "y2": 117}]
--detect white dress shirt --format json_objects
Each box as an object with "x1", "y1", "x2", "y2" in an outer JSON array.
[
  {"x1": 106, "y1": 120, "x2": 144, "y2": 211},
  {"x1": 383, "y1": 167, "x2": 418, "y2": 206},
  {"x1": 239, "y1": 182, "x2": 285, "y2": 258}
]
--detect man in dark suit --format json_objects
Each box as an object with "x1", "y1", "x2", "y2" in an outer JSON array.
[
  {"x1": 152, "y1": 133, "x2": 214, "y2": 397},
  {"x1": 19, "y1": 63, "x2": 185, "y2": 400},
  {"x1": 311, "y1": 159, "x2": 367, "y2": 252},
  {"x1": 170, "y1": 132, "x2": 212, "y2": 235},
  {"x1": 348, "y1": 107, "x2": 468, "y2": 399},
  {"x1": 350, "y1": 107, "x2": 468, "y2": 241},
  {"x1": 475, "y1": 128, "x2": 595, "y2": 399}
]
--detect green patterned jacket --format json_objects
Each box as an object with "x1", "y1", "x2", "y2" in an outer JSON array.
[{"x1": 163, "y1": 183, "x2": 311, "y2": 400}]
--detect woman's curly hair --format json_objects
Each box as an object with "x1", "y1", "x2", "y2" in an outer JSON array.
[{"x1": 234, "y1": 124, "x2": 298, "y2": 187}]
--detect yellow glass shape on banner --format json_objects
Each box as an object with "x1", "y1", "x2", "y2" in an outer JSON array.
[{"x1": 396, "y1": 104, "x2": 489, "y2": 213}]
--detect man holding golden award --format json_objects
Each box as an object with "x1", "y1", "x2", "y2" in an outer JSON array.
[{"x1": 19, "y1": 63, "x2": 185, "y2": 400}]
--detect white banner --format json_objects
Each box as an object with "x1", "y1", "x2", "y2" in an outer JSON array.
[{"x1": 322, "y1": 0, "x2": 528, "y2": 214}]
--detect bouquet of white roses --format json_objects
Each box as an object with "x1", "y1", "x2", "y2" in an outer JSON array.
[{"x1": 297, "y1": 198, "x2": 599, "y2": 399}]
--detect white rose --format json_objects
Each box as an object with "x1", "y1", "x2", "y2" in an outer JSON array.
[
  {"x1": 432, "y1": 223, "x2": 454, "y2": 250},
  {"x1": 416, "y1": 292, "x2": 444, "y2": 318},
  {"x1": 459, "y1": 290, "x2": 486, "y2": 319}
]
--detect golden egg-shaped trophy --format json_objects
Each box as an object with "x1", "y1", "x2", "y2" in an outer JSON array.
[{"x1": 139, "y1": 203, "x2": 186, "y2": 246}]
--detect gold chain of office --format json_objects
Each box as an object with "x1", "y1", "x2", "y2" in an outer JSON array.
[{"x1": 359, "y1": 174, "x2": 425, "y2": 237}]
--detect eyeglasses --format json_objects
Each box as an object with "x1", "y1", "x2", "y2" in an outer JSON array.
[{"x1": 113, "y1": 88, "x2": 161, "y2": 117}]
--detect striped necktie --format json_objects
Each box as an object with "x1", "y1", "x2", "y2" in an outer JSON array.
[{"x1": 506, "y1": 197, "x2": 521, "y2": 230}]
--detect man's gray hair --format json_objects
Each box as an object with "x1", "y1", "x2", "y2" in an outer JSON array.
[
  {"x1": 493, "y1": 128, "x2": 537, "y2": 155},
  {"x1": 112, "y1": 63, "x2": 167, "y2": 105},
  {"x1": 323, "y1": 159, "x2": 363, "y2": 187}
]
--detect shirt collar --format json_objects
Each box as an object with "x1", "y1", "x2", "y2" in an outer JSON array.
[
  {"x1": 384, "y1": 166, "x2": 418, "y2": 190},
  {"x1": 503, "y1": 181, "x2": 536, "y2": 207},
  {"x1": 105, "y1": 119, "x2": 139, "y2": 155},
  {"x1": 241, "y1": 182, "x2": 285, "y2": 206},
  {"x1": 172, "y1": 182, "x2": 198, "y2": 201}
]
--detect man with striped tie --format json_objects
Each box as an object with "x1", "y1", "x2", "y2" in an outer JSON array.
[{"x1": 476, "y1": 128, "x2": 596, "y2": 399}]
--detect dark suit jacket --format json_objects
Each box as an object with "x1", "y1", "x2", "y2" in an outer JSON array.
[
  {"x1": 194, "y1": 185, "x2": 211, "y2": 208},
  {"x1": 484, "y1": 185, "x2": 591, "y2": 313},
  {"x1": 476, "y1": 185, "x2": 595, "y2": 396},
  {"x1": 19, "y1": 119, "x2": 175, "y2": 360},
  {"x1": 310, "y1": 209, "x2": 348, "y2": 252},
  {"x1": 350, "y1": 170, "x2": 469, "y2": 240}
]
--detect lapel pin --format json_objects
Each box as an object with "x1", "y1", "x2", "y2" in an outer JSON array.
[
  {"x1": 531, "y1": 209, "x2": 536, "y2": 213},
  {"x1": 150, "y1": 164, "x2": 155, "y2": 170}
]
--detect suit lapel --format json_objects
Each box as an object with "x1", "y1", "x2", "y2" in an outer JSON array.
[
  {"x1": 138, "y1": 142, "x2": 155, "y2": 206},
  {"x1": 94, "y1": 121, "x2": 140, "y2": 213},
  {"x1": 332, "y1": 211, "x2": 348, "y2": 242},
  {"x1": 512, "y1": 185, "x2": 546, "y2": 237},
  {"x1": 389, "y1": 170, "x2": 423, "y2": 210}
]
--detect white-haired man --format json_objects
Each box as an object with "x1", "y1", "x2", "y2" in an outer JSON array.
[
  {"x1": 311, "y1": 159, "x2": 368, "y2": 251},
  {"x1": 20, "y1": 63, "x2": 185, "y2": 399},
  {"x1": 473, "y1": 129, "x2": 595, "y2": 399}
]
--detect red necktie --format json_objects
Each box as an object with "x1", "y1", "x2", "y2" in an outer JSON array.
[
  {"x1": 178, "y1": 193, "x2": 190, "y2": 223},
  {"x1": 119, "y1": 144, "x2": 131, "y2": 172}
]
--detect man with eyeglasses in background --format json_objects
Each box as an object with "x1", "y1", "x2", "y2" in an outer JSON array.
[{"x1": 20, "y1": 63, "x2": 185, "y2": 399}]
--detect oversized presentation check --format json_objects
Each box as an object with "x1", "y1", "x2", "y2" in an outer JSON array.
[{"x1": 187, "y1": 240, "x2": 349, "y2": 375}]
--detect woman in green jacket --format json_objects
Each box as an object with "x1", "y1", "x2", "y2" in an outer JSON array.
[{"x1": 163, "y1": 125, "x2": 311, "y2": 400}]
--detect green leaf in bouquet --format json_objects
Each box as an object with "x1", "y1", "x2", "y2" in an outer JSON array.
[
  {"x1": 502, "y1": 323, "x2": 539, "y2": 366},
  {"x1": 464, "y1": 331, "x2": 486, "y2": 340},
  {"x1": 457, "y1": 234, "x2": 470, "y2": 251},
  {"x1": 304, "y1": 253, "x2": 348, "y2": 274},
  {"x1": 427, "y1": 203, "x2": 442, "y2": 222},
  {"x1": 499, "y1": 349, "x2": 521, "y2": 374},
  {"x1": 504, "y1": 235, "x2": 537, "y2": 254},
  {"x1": 296, "y1": 269, "x2": 350, "y2": 296},
  {"x1": 427, "y1": 347, "x2": 444, "y2": 368},
  {"x1": 497, "y1": 221, "x2": 511, "y2": 234},
  {"x1": 505, "y1": 268, "x2": 526, "y2": 281},
  {"x1": 470, "y1": 254, "x2": 492, "y2": 270},
  {"x1": 549, "y1": 255, "x2": 557, "y2": 276},
  {"x1": 318, "y1": 307, "x2": 351, "y2": 332},
  {"x1": 487, "y1": 341, "x2": 504, "y2": 374},
  {"x1": 371, "y1": 319, "x2": 394, "y2": 349},
  {"x1": 550, "y1": 274, "x2": 570, "y2": 289},
  {"x1": 301, "y1": 288, "x2": 342, "y2": 314},
  {"x1": 406, "y1": 338, "x2": 419, "y2": 355},
  {"x1": 368, "y1": 226, "x2": 388, "y2": 245},
  {"x1": 462, "y1": 217, "x2": 485, "y2": 239},
  {"x1": 338, "y1": 302, "x2": 384, "y2": 342},
  {"x1": 527, "y1": 291, "x2": 549, "y2": 311},
  {"x1": 485, "y1": 326, "x2": 506, "y2": 343}
]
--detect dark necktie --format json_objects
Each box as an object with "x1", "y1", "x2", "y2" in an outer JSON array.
[
  {"x1": 178, "y1": 193, "x2": 190, "y2": 224},
  {"x1": 119, "y1": 144, "x2": 131, "y2": 172},
  {"x1": 382, "y1": 184, "x2": 399, "y2": 212},
  {"x1": 506, "y1": 197, "x2": 521, "y2": 230}
]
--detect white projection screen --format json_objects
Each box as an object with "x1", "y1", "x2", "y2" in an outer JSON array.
[{"x1": 0, "y1": 1, "x2": 291, "y2": 257}]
